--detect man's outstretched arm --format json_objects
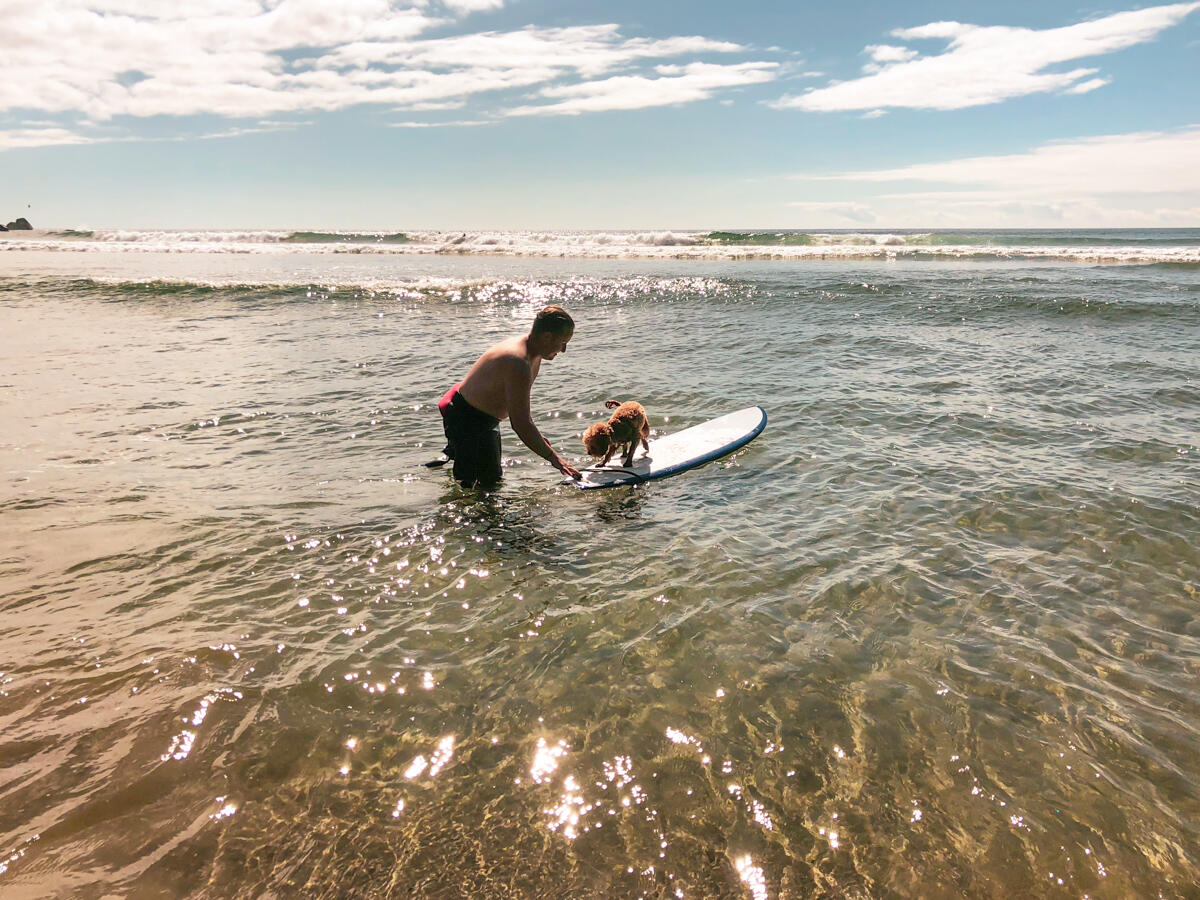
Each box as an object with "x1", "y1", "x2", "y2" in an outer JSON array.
[{"x1": 505, "y1": 362, "x2": 581, "y2": 479}]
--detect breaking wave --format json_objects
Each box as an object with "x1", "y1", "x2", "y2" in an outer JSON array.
[
  {"x1": 280, "y1": 231, "x2": 411, "y2": 243},
  {"x1": 3, "y1": 227, "x2": 1199, "y2": 264}
]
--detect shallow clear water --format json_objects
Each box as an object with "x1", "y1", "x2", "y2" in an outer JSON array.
[{"x1": 2, "y1": 249, "x2": 1199, "y2": 897}]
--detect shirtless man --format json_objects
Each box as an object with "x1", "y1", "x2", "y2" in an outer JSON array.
[{"x1": 436, "y1": 305, "x2": 583, "y2": 488}]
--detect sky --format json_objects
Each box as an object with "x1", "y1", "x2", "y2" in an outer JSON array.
[{"x1": 2, "y1": 0, "x2": 1198, "y2": 229}]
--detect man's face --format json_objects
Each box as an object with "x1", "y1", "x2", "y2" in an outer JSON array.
[{"x1": 544, "y1": 330, "x2": 572, "y2": 360}]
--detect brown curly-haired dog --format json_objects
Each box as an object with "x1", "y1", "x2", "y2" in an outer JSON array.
[{"x1": 582, "y1": 399, "x2": 651, "y2": 467}]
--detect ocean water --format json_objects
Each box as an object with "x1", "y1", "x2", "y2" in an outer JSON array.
[{"x1": 1, "y1": 231, "x2": 1199, "y2": 898}]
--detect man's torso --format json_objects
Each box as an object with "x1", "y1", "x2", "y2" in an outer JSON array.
[{"x1": 458, "y1": 336, "x2": 538, "y2": 420}]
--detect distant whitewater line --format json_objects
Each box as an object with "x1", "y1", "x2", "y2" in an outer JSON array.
[{"x1": 3, "y1": 227, "x2": 1199, "y2": 264}]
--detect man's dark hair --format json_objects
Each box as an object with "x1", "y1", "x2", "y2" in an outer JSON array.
[{"x1": 531, "y1": 305, "x2": 574, "y2": 337}]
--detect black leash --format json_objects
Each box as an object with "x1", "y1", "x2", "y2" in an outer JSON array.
[{"x1": 578, "y1": 465, "x2": 648, "y2": 483}]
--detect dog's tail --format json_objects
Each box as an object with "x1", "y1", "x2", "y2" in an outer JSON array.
[{"x1": 604, "y1": 398, "x2": 622, "y2": 409}]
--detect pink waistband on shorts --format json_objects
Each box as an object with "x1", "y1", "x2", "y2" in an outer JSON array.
[{"x1": 438, "y1": 382, "x2": 462, "y2": 417}]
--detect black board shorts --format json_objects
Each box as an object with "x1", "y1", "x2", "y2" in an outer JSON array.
[{"x1": 440, "y1": 388, "x2": 502, "y2": 489}]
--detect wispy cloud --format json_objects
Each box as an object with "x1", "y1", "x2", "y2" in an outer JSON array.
[
  {"x1": 811, "y1": 126, "x2": 1200, "y2": 194},
  {"x1": 792, "y1": 126, "x2": 1200, "y2": 226},
  {"x1": 389, "y1": 119, "x2": 491, "y2": 128},
  {"x1": 314, "y1": 26, "x2": 741, "y2": 79},
  {"x1": 0, "y1": 127, "x2": 99, "y2": 151},
  {"x1": 0, "y1": 118, "x2": 309, "y2": 151},
  {"x1": 441, "y1": 0, "x2": 505, "y2": 14},
  {"x1": 772, "y1": 2, "x2": 1200, "y2": 112},
  {"x1": 0, "y1": 2, "x2": 771, "y2": 149},
  {"x1": 507, "y1": 62, "x2": 777, "y2": 116},
  {"x1": 194, "y1": 122, "x2": 312, "y2": 141}
]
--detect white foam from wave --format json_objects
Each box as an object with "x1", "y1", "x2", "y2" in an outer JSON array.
[{"x1": 3, "y1": 229, "x2": 1198, "y2": 264}]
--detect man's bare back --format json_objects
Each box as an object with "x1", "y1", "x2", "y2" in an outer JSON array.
[{"x1": 457, "y1": 335, "x2": 541, "y2": 421}]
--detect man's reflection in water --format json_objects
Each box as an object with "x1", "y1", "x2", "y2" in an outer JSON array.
[
  {"x1": 438, "y1": 489, "x2": 556, "y2": 556},
  {"x1": 595, "y1": 488, "x2": 647, "y2": 523}
]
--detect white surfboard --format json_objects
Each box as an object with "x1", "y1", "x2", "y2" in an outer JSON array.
[{"x1": 568, "y1": 406, "x2": 767, "y2": 490}]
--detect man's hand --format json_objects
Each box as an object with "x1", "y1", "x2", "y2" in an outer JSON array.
[{"x1": 557, "y1": 459, "x2": 582, "y2": 480}]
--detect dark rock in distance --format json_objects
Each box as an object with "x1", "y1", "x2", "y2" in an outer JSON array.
[
  {"x1": 0, "y1": 223, "x2": 7, "y2": 232},
  {"x1": 5, "y1": 218, "x2": 32, "y2": 230}
]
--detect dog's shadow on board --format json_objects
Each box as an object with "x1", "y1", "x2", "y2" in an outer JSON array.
[{"x1": 590, "y1": 453, "x2": 652, "y2": 475}]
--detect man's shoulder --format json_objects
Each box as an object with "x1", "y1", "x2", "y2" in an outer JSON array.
[
  {"x1": 489, "y1": 339, "x2": 532, "y2": 369},
  {"x1": 476, "y1": 344, "x2": 531, "y2": 380}
]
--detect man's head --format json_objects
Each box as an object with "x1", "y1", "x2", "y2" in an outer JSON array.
[
  {"x1": 532, "y1": 305, "x2": 574, "y2": 337},
  {"x1": 530, "y1": 305, "x2": 574, "y2": 359}
]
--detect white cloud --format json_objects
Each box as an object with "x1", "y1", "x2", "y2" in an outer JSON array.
[
  {"x1": 440, "y1": 0, "x2": 504, "y2": 13},
  {"x1": 506, "y1": 61, "x2": 777, "y2": 116},
  {"x1": 390, "y1": 119, "x2": 491, "y2": 127},
  {"x1": 317, "y1": 27, "x2": 743, "y2": 80},
  {"x1": 0, "y1": 118, "x2": 308, "y2": 151},
  {"x1": 0, "y1": 127, "x2": 100, "y2": 151},
  {"x1": 862, "y1": 44, "x2": 918, "y2": 71},
  {"x1": 866, "y1": 45, "x2": 918, "y2": 64},
  {"x1": 400, "y1": 100, "x2": 469, "y2": 111},
  {"x1": 773, "y1": 2, "x2": 1200, "y2": 112},
  {"x1": 194, "y1": 122, "x2": 309, "y2": 140},
  {"x1": 1063, "y1": 77, "x2": 1111, "y2": 95},
  {"x1": 813, "y1": 126, "x2": 1200, "y2": 194},
  {"x1": 0, "y1": 0, "x2": 441, "y2": 120},
  {"x1": 0, "y1": 2, "x2": 768, "y2": 148},
  {"x1": 793, "y1": 127, "x2": 1200, "y2": 226}
]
